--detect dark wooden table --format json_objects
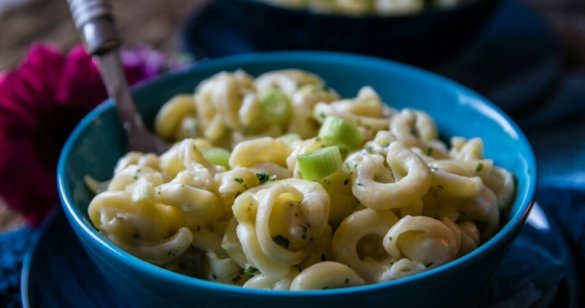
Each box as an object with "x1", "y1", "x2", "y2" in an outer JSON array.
[
  {"x1": 0, "y1": 0, "x2": 201, "y2": 71},
  {"x1": 1, "y1": 0, "x2": 585, "y2": 72},
  {"x1": 1, "y1": 0, "x2": 584, "y2": 230}
]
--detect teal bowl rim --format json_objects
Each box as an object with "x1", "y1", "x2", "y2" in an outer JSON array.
[{"x1": 57, "y1": 51, "x2": 536, "y2": 298}]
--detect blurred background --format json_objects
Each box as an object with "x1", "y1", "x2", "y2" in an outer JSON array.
[{"x1": 0, "y1": 0, "x2": 584, "y2": 72}]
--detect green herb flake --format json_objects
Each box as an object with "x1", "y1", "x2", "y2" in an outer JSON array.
[
  {"x1": 272, "y1": 235, "x2": 290, "y2": 249},
  {"x1": 475, "y1": 163, "x2": 484, "y2": 173},
  {"x1": 321, "y1": 254, "x2": 326, "y2": 261},
  {"x1": 425, "y1": 147, "x2": 433, "y2": 156},
  {"x1": 234, "y1": 177, "x2": 244, "y2": 184},
  {"x1": 344, "y1": 278, "x2": 350, "y2": 285},
  {"x1": 256, "y1": 172, "x2": 270, "y2": 184},
  {"x1": 357, "y1": 182, "x2": 364, "y2": 187},
  {"x1": 343, "y1": 178, "x2": 350, "y2": 186},
  {"x1": 437, "y1": 185, "x2": 444, "y2": 190},
  {"x1": 244, "y1": 266, "x2": 259, "y2": 275}
]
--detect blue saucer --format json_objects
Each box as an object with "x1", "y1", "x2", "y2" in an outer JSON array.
[
  {"x1": 180, "y1": 0, "x2": 562, "y2": 117},
  {"x1": 20, "y1": 210, "x2": 127, "y2": 308},
  {"x1": 21, "y1": 203, "x2": 578, "y2": 307}
]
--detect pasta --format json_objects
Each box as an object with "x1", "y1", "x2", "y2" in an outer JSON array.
[
  {"x1": 86, "y1": 69, "x2": 515, "y2": 290},
  {"x1": 259, "y1": 0, "x2": 472, "y2": 16}
]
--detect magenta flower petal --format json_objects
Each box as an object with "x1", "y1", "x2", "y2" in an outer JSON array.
[
  {"x1": 0, "y1": 131, "x2": 56, "y2": 226},
  {"x1": 0, "y1": 44, "x2": 66, "y2": 131},
  {"x1": 0, "y1": 43, "x2": 173, "y2": 226},
  {"x1": 121, "y1": 45, "x2": 168, "y2": 84},
  {"x1": 56, "y1": 46, "x2": 107, "y2": 109}
]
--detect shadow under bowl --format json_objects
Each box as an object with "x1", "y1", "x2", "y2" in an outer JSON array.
[{"x1": 58, "y1": 51, "x2": 535, "y2": 308}]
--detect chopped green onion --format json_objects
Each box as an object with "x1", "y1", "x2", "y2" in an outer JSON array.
[
  {"x1": 318, "y1": 116, "x2": 361, "y2": 150},
  {"x1": 297, "y1": 146, "x2": 342, "y2": 181},
  {"x1": 259, "y1": 89, "x2": 291, "y2": 125},
  {"x1": 277, "y1": 133, "x2": 301, "y2": 146},
  {"x1": 244, "y1": 266, "x2": 259, "y2": 275},
  {"x1": 202, "y1": 147, "x2": 230, "y2": 169}
]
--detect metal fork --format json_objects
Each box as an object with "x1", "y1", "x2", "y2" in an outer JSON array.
[{"x1": 67, "y1": 0, "x2": 169, "y2": 154}]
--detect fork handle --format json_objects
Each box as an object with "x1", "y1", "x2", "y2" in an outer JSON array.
[{"x1": 67, "y1": 0, "x2": 120, "y2": 55}]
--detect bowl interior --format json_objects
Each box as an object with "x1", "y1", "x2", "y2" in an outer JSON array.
[{"x1": 58, "y1": 51, "x2": 535, "y2": 294}]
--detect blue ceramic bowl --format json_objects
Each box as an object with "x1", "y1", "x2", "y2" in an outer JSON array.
[
  {"x1": 58, "y1": 52, "x2": 536, "y2": 308},
  {"x1": 214, "y1": 0, "x2": 501, "y2": 68}
]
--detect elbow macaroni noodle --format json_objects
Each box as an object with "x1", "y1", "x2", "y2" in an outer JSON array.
[
  {"x1": 259, "y1": 0, "x2": 470, "y2": 16},
  {"x1": 86, "y1": 69, "x2": 515, "y2": 290}
]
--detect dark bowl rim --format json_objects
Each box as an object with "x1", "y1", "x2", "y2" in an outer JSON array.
[
  {"x1": 226, "y1": 0, "x2": 500, "y2": 20},
  {"x1": 57, "y1": 50, "x2": 536, "y2": 297}
]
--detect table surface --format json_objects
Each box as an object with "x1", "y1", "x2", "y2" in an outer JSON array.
[{"x1": 0, "y1": 0, "x2": 584, "y2": 231}]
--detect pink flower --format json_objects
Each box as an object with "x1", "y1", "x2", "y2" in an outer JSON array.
[{"x1": 0, "y1": 43, "x2": 172, "y2": 226}]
